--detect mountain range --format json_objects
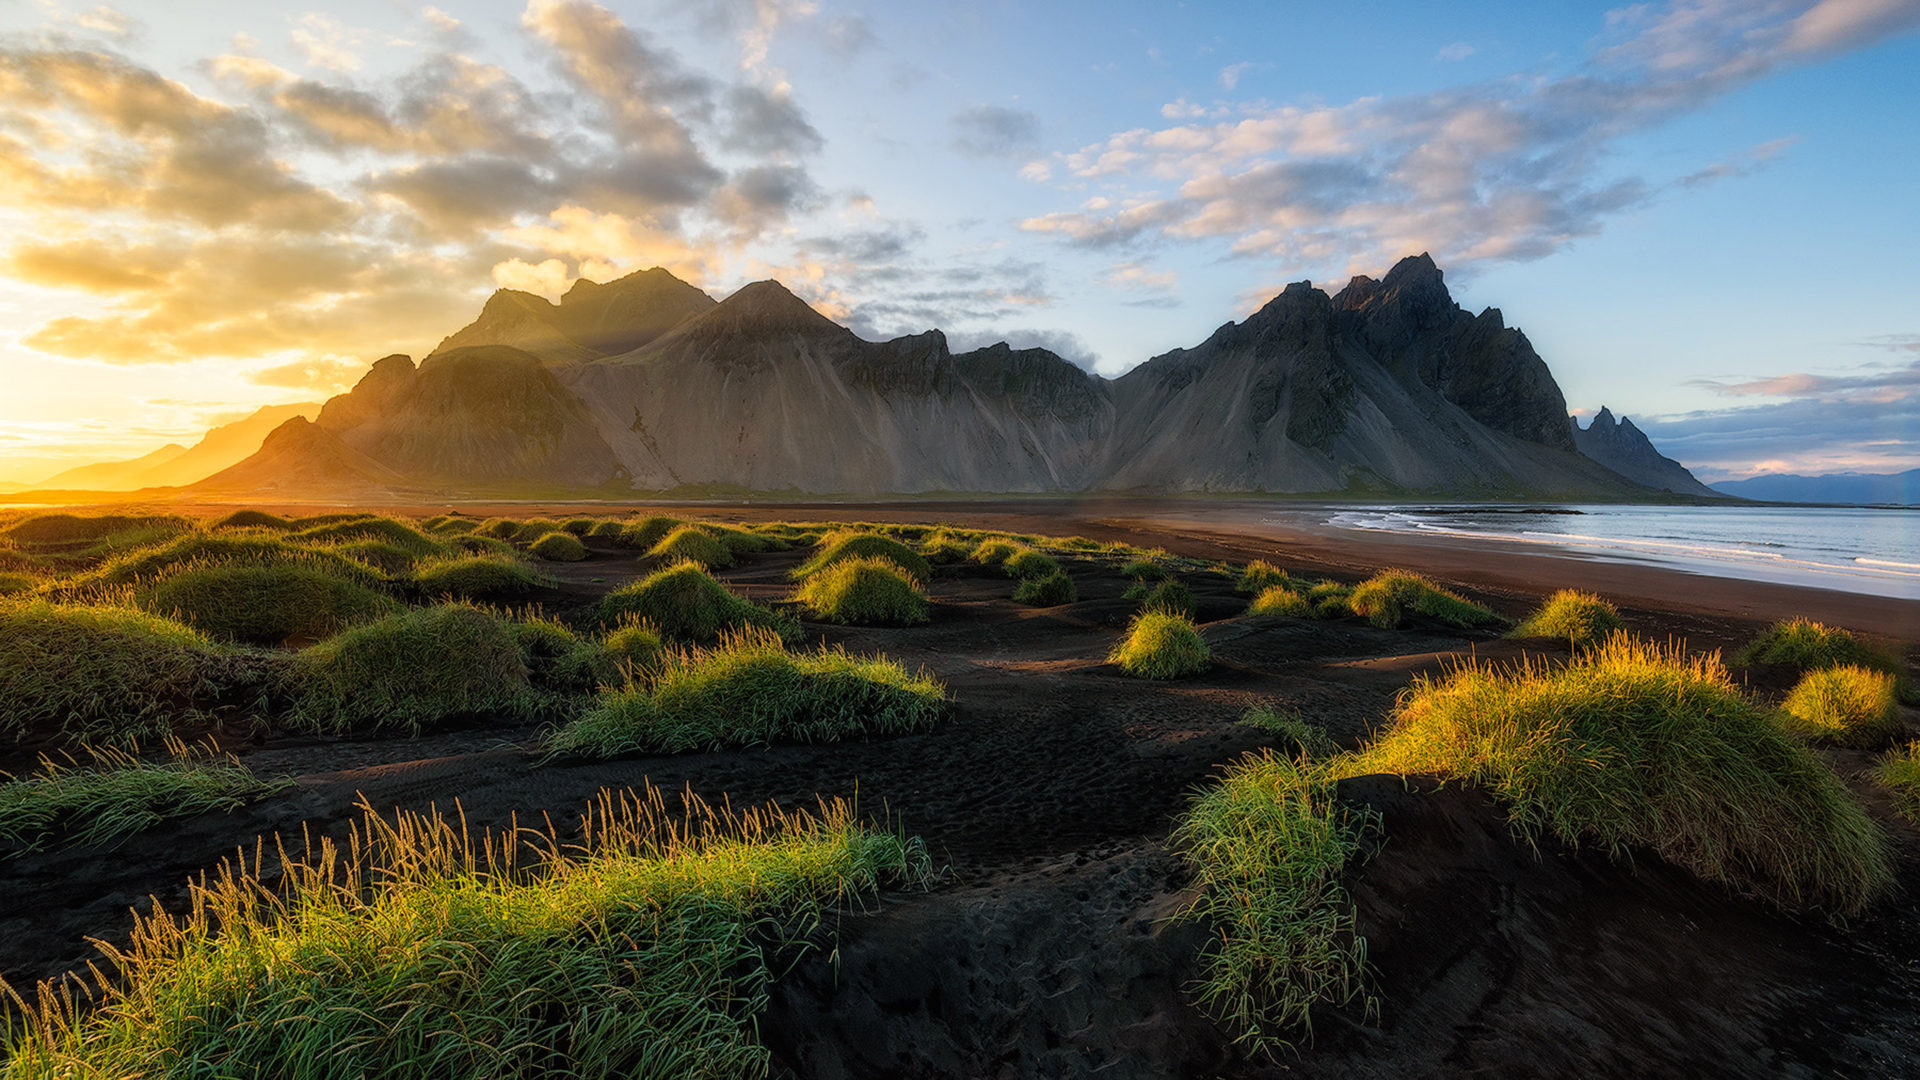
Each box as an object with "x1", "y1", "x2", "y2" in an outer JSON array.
[
  {"x1": 168, "y1": 254, "x2": 1706, "y2": 500},
  {"x1": 30, "y1": 403, "x2": 320, "y2": 492},
  {"x1": 1711, "y1": 469, "x2": 1919, "y2": 505},
  {"x1": 1572, "y1": 408, "x2": 1721, "y2": 497}
]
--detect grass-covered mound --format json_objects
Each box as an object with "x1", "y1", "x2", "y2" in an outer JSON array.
[
  {"x1": 1234, "y1": 560, "x2": 1289, "y2": 594},
  {"x1": 512, "y1": 519, "x2": 558, "y2": 543},
  {"x1": 1306, "y1": 581, "x2": 1355, "y2": 619},
  {"x1": 477, "y1": 517, "x2": 524, "y2": 539},
  {"x1": 208, "y1": 510, "x2": 291, "y2": 531},
  {"x1": 1351, "y1": 636, "x2": 1891, "y2": 915},
  {"x1": 1348, "y1": 571, "x2": 1503, "y2": 631},
  {"x1": 1174, "y1": 752, "x2": 1373, "y2": 1053},
  {"x1": 2, "y1": 514, "x2": 190, "y2": 553},
  {"x1": 604, "y1": 620, "x2": 665, "y2": 676},
  {"x1": 0, "y1": 600, "x2": 254, "y2": 744},
  {"x1": 0, "y1": 792, "x2": 925, "y2": 1079},
  {"x1": 1240, "y1": 706, "x2": 1337, "y2": 757},
  {"x1": 324, "y1": 539, "x2": 424, "y2": 576},
  {"x1": 1733, "y1": 618, "x2": 1902, "y2": 674},
  {"x1": 708, "y1": 524, "x2": 783, "y2": 554},
  {"x1": 648, "y1": 525, "x2": 736, "y2": 569},
  {"x1": 1781, "y1": 665, "x2": 1902, "y2": 749},
  {"x1": 1002, "y1": 547, "x2": 1061, "y2": 580},
  {"x1": 1013, "y1": 570, "x2": 1077, "y2": 607},
  {"x1": 599, "y1": 561, "x2": 799, "y2": 644},
  {"x1": 1510, "y1": 589, "x2": 1623, "y2": 646},
  {"x1": 1109, "y1": 611, "x2": 1211, "y2": 680},
  {"x1": 529, "y1": 531, "x2": 589, "y2": 562},
  {"x1": 0, "y1": 572, "x2": 36, "y2": 597},
  {"x1": 288, "y1": 604, "x2": 545, "y2": 734},
  {"x1": 560, "y1": 517, "x2": 598, "y2": 536},
  {"x1": 1128, "y1": 578, "x2": 1195, "y2": 619},
  {"x1": 793, "y1": 557, "x2": 930, "y2": 626},
  {"x1": 137, "y1": 563, "x2": 399, "y2": 645},
  {"x1": 0, "y1": 740, "x2": 288, "y2": 855},
  {"x1": 289, "y1": 517, "x2": 443, "y2": 558},
  {"x1": 1876, "y1": 743, "x2": 1920, "y2": 823},
  {"x1": 448, "y1": 534, "x2": 518, "y2": 558},
  {"x1": 1247, "y1": 586, "x2": 1313, "y2": 618},
  {"x1": 1121, "y1": 558, "x2": 1169, "y2": 583},
  {"x1": 412, "y1": 554, "x2": 550, "y2": 599},
  {"x1": 551, "y1": 630, "x2": 944, "y2": 756},
  {"x1": 587, "y1": 519, "x2": 627, "y2": 540},
  {"x1": 79, "y1": 534, "x2": 384, "y2": 591},
  {"x1": 0, "y1": 542, "x2": 36, "y2": 573},
  {"x1": 793, "y1": 532, "x2": 931, "y2": 581},
  {"x1": 970, "y1": 538, "x2": 1019, "y2": 567},
  {"x1": 615, "y1": 515, "x2": 682, "y2": 550},
  {"x1": 511, "y1": 617, "x2": 620, "y2": 697},
  {"x1": 918, "y1": 534, "x2": 971, "y2": 565}
]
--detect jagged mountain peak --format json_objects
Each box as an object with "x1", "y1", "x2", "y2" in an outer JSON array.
[
  {"x1": 687, "y1": 279, "x2": 849, "y2": 337},
  {"x1": 434, "y1": 267, "x2": 716, "y2": 361}
]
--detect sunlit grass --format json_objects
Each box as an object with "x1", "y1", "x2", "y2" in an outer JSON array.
[
  {"x1": 1509, "y1": 589, "x2": 1623, "y2": 647},
  {"x1": 792, "y1": 532, "x2": 930, "y2": 581},
  {"x1": 600, "y1": 561, "x2": 799, "y2": 644},
  {"x1": 1348, "y1": 570, "x2": 1503, "y2": 631},
  {"x1": 1109, "y1": 610, "x2": 1209, "y2": 679},
  {"x1": 1246, "y1": 585, "x2": 1312, "y2": 618},
  {"x1": 1012, "y1": 569, "x2": 1076, "y2": 606},
  {"x1": 528, "y1": 531, "x2": 589, "y2": 562},
  {"x1": 1781, "y1": 665, "x2": 1902, "y2": 749},
  {"x1": 0, "y1": 789, "x2": 928, "y2": 1079},
  {"x1": 648, "y1": 525, "x2": 735, "y2": 569},
  {"x1": 288, "y1": 604, "x2": 546, "y2": 734},
  {"x1": 792, "y1": 556, "x2": 930, "y2": 626},
  {"x1": 136, "y1": 561, "x2": 400, "y2": 645},
  {"x1": 413, "y1": 553, "x2": 551, "y2": 599}
]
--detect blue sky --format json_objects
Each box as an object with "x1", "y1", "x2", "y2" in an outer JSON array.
[{"x1": 0, "y1": 0, "x2": 1915, "y2": 483}]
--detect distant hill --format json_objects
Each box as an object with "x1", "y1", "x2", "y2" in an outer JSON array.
[
  {"x1": 205, "y1": 254, "x2": 1681, "y2": 499},
  {"x1": 1572, "y1": 408, "x2": 1720, "y2": 497},
  {"x1": 1711, "y1": 469, "x2": 1919, "y2": 505},
  {"x1": 33, "y1": 403, "x2": 321, "y2": 491}
]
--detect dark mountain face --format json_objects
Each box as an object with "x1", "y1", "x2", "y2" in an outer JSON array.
[
  {"x1": 1710, "y1": 469, "x2": 1919, "y2": 506},
  {"x1": 1573, "y1": 407, "x2": 1720, "y2": 497},
  {"x1": 208, "y1": 256, "x2": 1683, "y2": 498}
]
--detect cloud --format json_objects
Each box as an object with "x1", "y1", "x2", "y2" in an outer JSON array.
[
  {"x1": 947, "y1": 327, "x2": 1102, "y2": 372},
  {"x1": 290, "y1": 12, "x2": 366, "y2": 72},
  {"x1": 820, "y1": 15, "x2": 875, "y2": 55},
  {"x1": 1100, "y1": 260, "x2": 1178, "y2": 293},
  {"x1": 950, "y1": 105, "x2": 1041, "y2": 158},
  {"x1": 1435, "y1": 42, "x2": 1475, "y2": 62},
  {"x1": 1643, "y1": 355, "x2": 1920, "y2": 476},
  {"x1": 1218, "y1": 62, "x2": 1255, "y2": 90},
  {"x1": 722, "y1": 84, "x2": 823, "y2": 156},
  {"x1": 1016, "y1": 0, "x2": 1920, "y2": 279},
  {"x1": 249, "y1": 355, "x2": 367, "y2": 393}
]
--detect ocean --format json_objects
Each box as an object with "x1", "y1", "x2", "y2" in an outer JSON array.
[{"x1": 1299, "y1": 503, "x2": 1920, "y2": 600}]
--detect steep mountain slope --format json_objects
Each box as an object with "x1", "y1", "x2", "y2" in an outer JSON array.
[
  {"x1": 1574, "y1": 408, "x2": 1721, "y2": 497},
  {"x1": 204, "y1": 255, "x2": 1689, "y2": 498},
  {"x1": 1711, "y1": 468, "x2": 1919, "y2": 505},
  {"x1": 33, "y1": 403, "x2": 320, "y2": 491},
  {"x1": 431, "y1": 267, "x2": 717, "y2": 361},
  {"x1": 186, "y1": 417, "x2": 409, "y2": 497}
]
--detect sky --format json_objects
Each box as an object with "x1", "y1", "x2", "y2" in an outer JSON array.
[{"x1": 0, "y1": 0, "x2": 1915, "y2": 485}]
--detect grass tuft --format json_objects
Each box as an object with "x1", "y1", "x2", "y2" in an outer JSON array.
[
  {"x1": 792, "y1": 532, "x2": 931, "y2": 581},
  {"x1": 1174, "y1": 753, "x2": 1374, "y2": 1054},
  {"x1": 1781, "y1": 665, "x2": 1902, "y2": 749},
  {"x1": 288, "y1": 604, "x2": 544, "y2": 734},
  {"x1": 137, "y1": 562, "x2": 399, "y2": 645},
  {"x1": 615, "y1": 515, "x2": 682, "y2": 550},
  {"x1": 414, "y1": 554, "x2": 550, "y2": 600},
  {"x1": 1234, "y1": 560, "x2": 1288, "y2": 594},
  {"x1": 448, "y1": 534, "x2": 518, "y2": 558},
  {"x1": 1733, "y1": 618, "x2": 1902, "y2": 674},
  {"x1": 1120, "y1": 558, "x2": 1168, "y2": 582},
  {"x1": 1239, "y1": 707, "x2": 1337, "y2": 757},
  {"x1": 76, "y1": 533, "x2": 384, "y2": 591},
  {"x1": 0, "y1": 739, "x2": 289, "y2": 856},
  {"x1": 1013, "y1": 570, "x2": 1077, "y2": 607},
  {"x1": 208, "y1": 510, "x2": 291, "y2": 531},
  {"x1": 529, "y1": 531, "x2": 589, "y2": 562},
  {"x1": 551, "y1": 629, "x2": 944, "y2": 756},
  {"x1": 970, "y1": 538, "x2": 1019, "y2": 567},
  {"x1": 1247, "y1": 586, "x2": 1313, "y2": 619},
  {"x1": 1129, "y1": 578, "x2": 1195, "y2": 619},
  {"x1": 600, "y1": 561, "x2": 799, "y2": 644},
  {"x1": 1109, "y1": 610, "x2": 1210, "y2": 679},
  {"x1": 1875, "y1": 743, "x2": 1920, "y2": 823},
  {"x1": 1350, "y1": 635, "x2": 1892, "y2": 916},
  {"x1": 288, "y1": 517, "x2": 443, "y2": 558},
  {"x1": 793, "y1": 557, "x2": 930, "y2": 626},
  {"x1": 0, "y1": 790, "x2": 926, "y2": 1079},
  {"x1": 648, "y1": 525, "x2": 736, "y2": 569},
  {"x1": 1002, "y1": 547, "x2": 1061, "y2": 580},
  {"x1": 1348, "y1": 571, "x2": 1503, "y2": 631},
  {"x1": 1510, "y1": 589, "x2": 1623, "y2": 646}
]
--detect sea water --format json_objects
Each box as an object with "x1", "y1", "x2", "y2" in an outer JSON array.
[{"x1": 1310, "y1": 504, "x2": 1920, "y2": 600}]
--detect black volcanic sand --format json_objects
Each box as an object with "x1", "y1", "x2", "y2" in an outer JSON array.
[{"x1": 4, "y1": 529, "x2": 1920, "y2": 1078}]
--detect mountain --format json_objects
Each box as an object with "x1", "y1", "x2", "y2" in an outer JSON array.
[
  {"x1": 186, "y1": 417, "x2": 407, "y2": 497},
  {"x1": 1711, "y1": 469, "x2": 1920, "y2": 505},
  {"x1": 31, "y1": 403, "x2": 321, "y2": 491},
  {"x1": 213, "y1": 255, "x2": 1683, "y2": 499},
  {"x1": 1572, "y1": 407, "x2": 1720, "y2": 497}
]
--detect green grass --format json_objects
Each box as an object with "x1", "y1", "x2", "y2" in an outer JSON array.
[
  {"x1": 0, "y1": 739, "x2": 289, "y2": 856},
  {"x1": 587, "y1": 520, "x2": 627, "y2": 539},
  {"x1": 1348, "y1": 571, "x2": 1504, "y2": 631},
  {"x1": 137, "y1": 562, "x2": 400, "y2": 645},
  {"x1": 1120, "y1": 558, "x2": 1168, "y2": 582},
  {"x1": 1130, "y1": 578, "x2": 1195, "y2": 619},
  {"x1": 1733, "y1": 618, "x2": 1902, "y2": 674},
  {"x1": 604, "y1": 620, "x2": 665, "y2": 677},
  {"x1": 1348, "y1": 636, "x2": 1891, "y2": 915},
  {"x1": 0, "y1": 599, "x2": 263, "y2": 745},
  {"x1": 1109, "y1": 611, "x2": 1210, "y2": 679},
  {"x1": 448, "y1": 534, "x2": 519, "y2": 558},
  {"x1": 600, "y1": 561, "x2": 800, "y2": 644},
  {"x1": 512, "y1": 519, "x2": 558, "y2": 543},
  {"x1": 918, "y1": 536, "x2": 971, "y2": 565},
  {"x1": 2, "y1": 514, "x2": 192, "y2": 552},
  {"x1": 648, "y1": 525, "x2": 735, "y2": 569},
  {"x1": 1234, "y1": 560, "x2": 1288, "y2": 594},
  {"x1": 1781, "y1": 665, "x2": 1902, "y2": 749},
  {"x1": 413, "y1": 554, "x2": 551, "y2": 599},
  {"x1": 792, "y1": 557, "x2": 930, "y2": 626},
  {"x1": 1875, "y1": 742, "x2": 1920, "y2": 823},
  {"x1": 615, "y1": 515, "x2": 683, "y2": 550},
  {"x1": 288, "y1": 604, "x2": 546, "y2": 734},
  {"x1": 322, "y1": 539, "x2": 424, "y2": 576},
  {"x1": 512, "y1": 617, "x2": 621, "y2": 697},
  {"x1": 529, "y1": 531, "x2": 589, "y2": 562},
  {"x1": 551, "y1": 630, "x2": 944, "y2": 756},
  {"x1": 792, "y1": 532, "x2": 931, "y2": 581},
  {"x1": 1510, "y1": 589, "x2": 1624, "y2": 646},
  {"x1": 1002, "y1": 547, "x2": 1061, "y2": 580},
  {"x1": 288, "y1": 517, "x2": 444, "y2": 558},
  {"x1": 0, "y1": 543, "x2": 36, "y2": 573},
  {"x1": 1247, "y1": 586, "x2": 1313, "y2": 618},
  {"x1": 477, "y1": 517, "x2": 524, "y2": 539},
  {"x1": 0, "y1": 573, "x2": 35, "y2": 597},
  {"x1": 1239, "y1": 707, "x2": 1337, "y2": 757},
  {"x1": 1306, "y1": 581, "x2": 1354, "y2": 619},
  {"x1": 0, "y1": 790, "x2": 926, "y2": 1079},
  {"x1": 73, "y1": 533, "x2": 385, "y2": 591},
  {"x1": 1174, "y1": 752, "x2": 1375, "y2": 1054},
  {"x1": 707, "y1": 524, "x2": 783, "y2": 554},
  {"x1": 970, "y1": 538, "x2": 1019, "y2": 567},
  {"x1": 208, "y1": 510, "x2": 291, "y2": 531},
  {"x1": 1013, "y1": 570, "x2": 1077, "y2": 607},
  {"x1": 560, "y1": 518, "x2": 599, "y2": 536}
]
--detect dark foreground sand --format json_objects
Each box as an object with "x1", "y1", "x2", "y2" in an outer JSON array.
[{"x1": 4, "y1": 499, "x2": 1916, "y2": 1077}]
